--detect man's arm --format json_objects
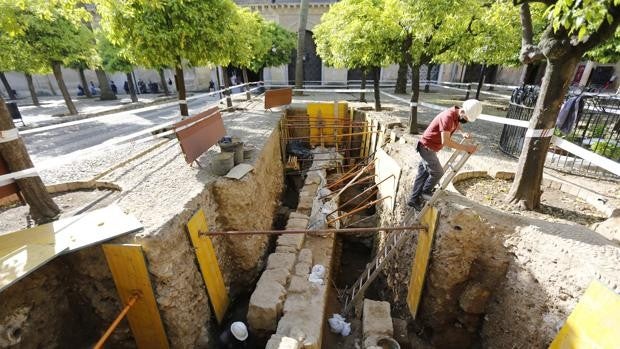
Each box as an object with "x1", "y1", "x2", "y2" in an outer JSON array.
[
  {"x1": 455, "y1": 124, "x2": 472, "y2": 139},
  {"x1": 441, "y1": 131, "x2": 477, "y2": 153}
]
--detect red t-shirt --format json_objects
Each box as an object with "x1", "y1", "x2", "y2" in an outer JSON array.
[{"x1": 419, "y1": 106, "x2": 460, "y2": 152}]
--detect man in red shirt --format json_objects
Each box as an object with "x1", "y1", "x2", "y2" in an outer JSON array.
[{"x1": 408, "y1": 99, "x2": 482, "y2": 210}]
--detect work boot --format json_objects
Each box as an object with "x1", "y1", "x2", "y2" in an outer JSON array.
[
  {"x1": 421, "y1": 190, "x2": 435, "y2": 201},
  {"x1": 407, "y1": 197, "x2": 426, "y2": 211}
]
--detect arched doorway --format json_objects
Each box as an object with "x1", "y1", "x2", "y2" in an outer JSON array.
[{"x1": 288, "y1": 30, "x2": 322, "y2": 85}]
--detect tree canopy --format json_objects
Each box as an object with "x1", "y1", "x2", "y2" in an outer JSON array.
[{"x1": 250, "y1": 21, "x2": 296, "y2": 72}]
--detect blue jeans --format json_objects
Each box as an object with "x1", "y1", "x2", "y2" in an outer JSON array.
[{"x1": 409, "y1": 143, "x2": 444, "y2": 203}]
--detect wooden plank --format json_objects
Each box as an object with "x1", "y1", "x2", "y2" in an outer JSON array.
[
  {"x1": 549, "y1": 281, "x2": 620, "y2": 349},
  {"x1": 407, "y1": 206, "x2": 439, "y2": 318},
  {"x1": 264, "y1": 87, "x2": 292, "y2": 109},
  {"x1": 307, "y1": 102, "x2": 349, "y2": 146},
  {"x1": 102, "y1": 244, "x2": 169, "y2": 349},
  {"x1": 186, "y1": 209, "x2": 229, "y2": 324},
  {"x1": 0, "y1": 204, "x2": 143, "y2": 292}
]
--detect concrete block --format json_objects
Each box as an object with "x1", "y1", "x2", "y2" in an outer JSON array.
[
  {"x1": 259, "y1": 268, "x2": 291, "y2": 287},
  {"x1": 283, "y1": 293, "x2": 309, "y2": 314},
  {"x1": 297, "y1": 249, "x2": 312, "y2": 264},
  {"x1": 294, "y1": 262, "x2": 311, "y2": 276},
  {"x1": 267, "y1": 253, "x2": 297, "y2": 272},
  {"x1": 266, "y1": 335, "x2": 301, "y2": 349},
  {"x1": 363, "y1": 299, "x2": 393, "y2": 338},
  {"x1": 288, "y1": 275, "x2": 310, "y2": 294},
  {"x1": 277, "y1": 234, "x2": 305, "y2": 250},
  {"x1": 248, "y1": 281, "x2": 287, "y2": 332},
  {"x1": 459, "y1": 283, "x2": 491, "y2": 314}
]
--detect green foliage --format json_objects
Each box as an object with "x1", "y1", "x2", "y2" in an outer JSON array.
[
  {"x1": 586, "y1": 27, "x2": 620, "y2": 63},
  {"x1": 0, "y1": 0, "x2": 94, "y2": 69},
  {"x1": 97, "y1": 0, "x2": 241, "y2": 68},
  {"x1": 314, "y1": 0, "x2": 401, "y2": 70},
  {"x1": 251, "y1": 21, "x2": 296, "y2": 71},
  {"x1": 590, "y1": 123, "x2": 607, "y2": 138},
  {"x1": 546, "y1": 0, "x2": 618, "y2": 41},
  {"x1": 591, "y1": 141, "x2": 620, "y2": 160},
  {"x1": 97, "y1": 32, "x2": 133, "y2": 73},
  {"x1": 228, "y1": 8, "x2": 270, "y2": 71}
]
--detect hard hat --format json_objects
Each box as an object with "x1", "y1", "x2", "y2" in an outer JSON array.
[
  {"x1": 231, "y1": 322, "x2": 248, "y2": 341},
  {"x1": 462, "y1": 99, "x2": 482, "y2": 122}
]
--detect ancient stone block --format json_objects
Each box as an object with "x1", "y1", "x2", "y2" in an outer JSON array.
[
  {"x1": 247, "y1": 281, "x2": 287, "y2": 332},
  {"x1": 266, "y1": 253, "x2": 297, "y2": 273},
  {"x1": 277, "y1": 234, "x2": 305, "y2": 250},
  {"x1": 288, "y1": 275, "x2": 310, "y2": 294},
  {"x1": 296, "y1": 197, "x2": 314, "y2": 215},
  {"x1": 297, "y1": 249, "x2": 312, "y2": 264},
  {"x1": 459, "y1": 283, "x2": 490, "y2": 314},
  {"x1": 294, "y1": 262, "x2": 311, "y2": 276},
  {"x1": 266, "y1": 334, "x2": 301, "y2": 349},
  {"x1": 289, "y1": 212, "x2": 309, "y2": 221},
  {"x1": 275, "y1": 245, "x2": 298, "y2": 254},
  {"x1": 285, "y1": 218, "x2": 308, "y2": 230},
  {"x1": 259, "y1": 268, "x2": 291, "y2": 287},
  {"x1": 363, "y1": 299, "x2": 393, "y2": 338}
]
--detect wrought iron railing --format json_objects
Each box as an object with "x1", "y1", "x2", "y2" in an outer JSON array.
[{"x1": 499, "y1": 85, "x2": 620, "y2": 179}]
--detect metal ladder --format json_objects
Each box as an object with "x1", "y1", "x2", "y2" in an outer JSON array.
[{"x1": 341, "y1": 146, "x2": 473, "y2": 314}]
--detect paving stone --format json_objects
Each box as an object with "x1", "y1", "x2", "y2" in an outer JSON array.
[
  {"x1": 266, "y1": 253, "x2": 297, "y2": 272},
  {"x1": 363, "y1": 299, "x2": 393, "y2": 338},
  {"x1": 293, "y1": 262, "x2": 311, "y2": 276},
  {"x1": 277, "y1": 234, "x2": 305, "y2": 250},
  {"x1": 297, "y1": 249, "x2": 312, "y2": 264},
  {"x1": 248, "y1": 280, "x2": 287, "y2": 332}
]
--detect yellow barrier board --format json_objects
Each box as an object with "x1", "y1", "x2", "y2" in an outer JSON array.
[
  {"x1": 549, "y1": 281, "x2": 620, "y2": 349},
  {"x1": 187, "y1": 209, "x2": 229, "y2": 324},
  {"x1": 102, "y1": 244, "x2": 169, "y2": 349},
  {"x1": 307, "y1": 102, "x2": 349, "y2": 146},
  {"x1": 407, "y1": 206, "x2": 439, "y2": 319}
]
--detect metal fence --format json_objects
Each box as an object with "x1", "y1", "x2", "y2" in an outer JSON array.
[{"x1": 499, "y1": 85, "x2": 620, "y2": 179}]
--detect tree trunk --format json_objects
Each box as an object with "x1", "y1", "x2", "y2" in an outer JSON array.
[
  {"x1": 95, "y1": 68, "x2": 116, "y2": 100},
  {"x1": 24, "y1": 73, "x2": 39, "y2": 106},
  {"x1": 395, "y1": 62, "x2": 408, "y2": 94},
  {"x1": 51, "y1": 61, "x2": 78, "y2": 115},
  {"x1": 424, "y1": 64, "x2": 433, "y2": 93},
  {"x1": 159, "y1": 68, "x2": 170, "y2": 96},
  {"x1": 507, "y1": 56, "x2": 580, "y2": 209},
  {"x1": 126, "y1": 72, "x2": 138, "y2": 103},
  {"x1": 0, "y1": 72, "x2": 16, "y2": 100},
  {"x1": 242, "y1": 68, "x2": 251, "y2": 100},
  {"x1": 409, "y1": 64, "x2": 421, "y2": 134},
  {"x1": 222, "y1": 67, "x2": 232, "y2": 108},
  {"x1": 215, "y1": 67, "x2": 222, "y2": 99},
  {"x1": 294, "y1": 0, "x2": 310, "y2": 94},
  {"x1": 175, "y1": 62, "x2": 189, "y2": 117},
  {"x1": 78, "y1": 68, "x2": 93, "y2": 98},
  {"x1": 475, "y1": 63, "x2": 486, "y2": 100},
  {"x1": 0, "y1": 97, "x2": 61, "y2": 223},
  {"x1": 373, "y1": 67, "x2": 381, "y2": 111},
  {"x1": 360, "y1": 71, "x2": 367, "y2": 102}
]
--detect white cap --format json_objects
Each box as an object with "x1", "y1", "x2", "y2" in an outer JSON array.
[
  {"x1": 231, "y1": 322, "x2": 248, "y2": 341},
  {"x1": 462, "y1": 99, "x2": 482, "y2": 122}
]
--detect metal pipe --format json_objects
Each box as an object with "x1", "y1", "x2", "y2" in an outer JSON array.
[
  {"x1": 281, "y1": 131, "x2": 379, "y2": 141},
  {"x1": 334, "y1": 159, "x2": 376, "y2": 199},
  {"x1": 328, "y1": 187, "x2": 377, "y2": 216},
  {"x1": 94, "y1": 294, "x2": 139, "y2": 349},
  {"x1": 199, "y1": 225, "x2": 425, "y2": 236},
  {"x1": 327, "y1": 196, "x2": 391, "y2": 225},
  {"x1": 321, "y1": 174, "x2": 376, "y2": 200},
  {"x1": 327, "y1": 174, "x2": 394, "y2": 215}
]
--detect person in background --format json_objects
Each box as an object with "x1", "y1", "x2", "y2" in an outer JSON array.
[
  {"x1": 89, "y1": 81, "x2": 97, "y2": 95},
  {"x1": 407, "y1": 99, "x2": 481, "y2": 211},
  {"x1": 209, "y1": 79, "x2": 215, "y2": 92},
  {"x1": 110, "y1": 81, "x2": 118, "y2": 95},
  {"x1": 77, "y1": 85, "x2": 85, "y2": 96},
  {"x1": 123, "y1": 81, "x2": 130, "y2": 94},
  {"x1": 217, "y1": 321, "x2": 254, "y2": 348}
]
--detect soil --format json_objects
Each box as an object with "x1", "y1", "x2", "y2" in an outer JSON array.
[
  {"x1": 454, "y1": 177, "x2": 606, "y2": 227},
  {"x1": 0, "y1": 189, "x2": 118, "y2": 235}
]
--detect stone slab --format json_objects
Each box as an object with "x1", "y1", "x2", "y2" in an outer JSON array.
[
  {"x1": 297, "y1": 249, "x2": 313, "y2": 264},
  {"x1": 285, "y1": 218, "x2": 309, "y2": 230},
  {"x1": 288, "y1": 275, "x2": 310, "y2": 294},
  {"x1": 259, "y1": 268, "x2": 291, "y2": 287},
  {"x1": 248, "y1": 280, "x2": 287, "y2": 332},
  {"x1": 277, "y1": 234, "x2": 305, "y2": 250},
  {"x1": 266, "y1": 334, "x2": 301, "y2": 349},
  {"x1": 266, "y1": 253, "x2": 297, "y2": 273},
  {"x1": 363, "y1": 299, "x2": 394, "y2": 338},
  {"x1": 293, "y1": 262, "x2": 311, "y2": 276}
]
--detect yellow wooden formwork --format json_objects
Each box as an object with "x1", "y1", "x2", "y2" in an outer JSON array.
[
  {"x1": 549, "y1": 280, "x2": 620, "y2": 349},
  {"x1": 186, "y1": 209, "x2": 229, "y2": 324},
  {"x1": 406, "y1": 206, "x2": 439, "y2": 318},
  {"x1": 307, "y1": 102, "x2": 349, "y2": 146},
  {"x1": 102, "y1": 244, "x2": 169, "y2": 349}
]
